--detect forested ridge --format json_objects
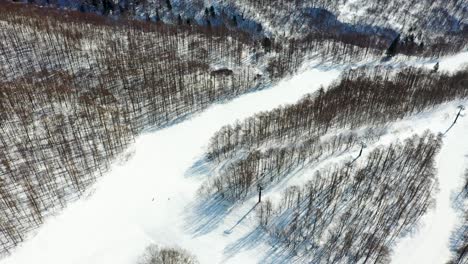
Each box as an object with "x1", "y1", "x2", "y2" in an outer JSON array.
[{"x1": 16, "y1": 0, "x2": 468, "y2": 57}]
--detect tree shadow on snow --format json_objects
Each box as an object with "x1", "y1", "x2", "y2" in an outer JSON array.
[
  {"x1": 183, "y1": 155, "x2": 233, "y2": 236},
  {"x1": 184, "y1": 156, "x2": 213, "y2": 178},
  {"x1": 223, "y1": 203, "x2": 258, "y2": 234},
  {"x1": 223, "y1": 226, "x2": 298, "y2": 264},
  {"x1": 184, "y1": 196, "x2": 231, "y2": 237},
  {"x1": 223, "y1": 226, "x2": 265, "y2": 258}
]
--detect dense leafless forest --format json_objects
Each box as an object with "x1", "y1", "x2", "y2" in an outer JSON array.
[{"x1": 0, "y1": 0, "x2": 382, "y2": 254}]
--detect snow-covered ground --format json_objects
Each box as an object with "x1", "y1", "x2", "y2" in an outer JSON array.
[{"x1": 1, "y1": 52, "x2": 468, "y2": 264}]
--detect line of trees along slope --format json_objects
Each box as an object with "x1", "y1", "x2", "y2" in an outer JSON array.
[
  {"x1": 200, "y1": 67, "x2": 467, "y2": 261},
  {"x1": 258, "y1": 132, "x2": 441, "y2": 263},
  {"x1": 200, "y1": 128, "x2": 385, "y2": 202},
  {"x1": 207, "y1": 67, "x2": 468, "y2": 165}
]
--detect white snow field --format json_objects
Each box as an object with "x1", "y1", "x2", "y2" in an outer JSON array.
[{"x1": 2, "y1": 52, "x2": 468, "y2": 264}]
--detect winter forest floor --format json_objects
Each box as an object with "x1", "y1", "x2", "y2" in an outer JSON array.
[{"x1": 1, "y1": 53, "x2": 468, "y2": 264}]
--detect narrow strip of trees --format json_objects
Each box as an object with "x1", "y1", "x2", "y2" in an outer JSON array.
[
  {"x1": 207, "y1": 67, "x2": 468, "y2": 162},
  {"x1": 201, "y1": 129, "x2": 383, "y2": 202}
]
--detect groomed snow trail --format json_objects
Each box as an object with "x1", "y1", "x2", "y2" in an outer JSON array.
[{"x1": 0, "y1": 67, "x2": 340, "y2": 264}]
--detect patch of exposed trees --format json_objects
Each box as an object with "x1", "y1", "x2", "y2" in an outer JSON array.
[
  {"x1": 137, "y1": 244, "x2": 198, "y2": 264},
  {"x1": 200, "y1": 129, "x2": 384, "y2": 202},
  {"x1": 257, "y1": 132, "x2": 441, "y2": 263}
]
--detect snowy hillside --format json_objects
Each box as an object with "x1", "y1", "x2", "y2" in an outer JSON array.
[
  {"x1": 1, "y1": 1, "x2": 468, "y2": 264},
  {"x1": 1, "y1": 53, "x2": 467, "y2": 264}
]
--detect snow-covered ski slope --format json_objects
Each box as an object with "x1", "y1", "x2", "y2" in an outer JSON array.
[
  {"x1": 1, "y1": 52, "x2": 468, "y2": 264},
  {"x1": 391, "y1": 105, "x2": 468, "y2": 264}
]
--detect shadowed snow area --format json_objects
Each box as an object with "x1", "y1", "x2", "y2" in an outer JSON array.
[{"x1": 1, "y1": 52, "x2": 468, "y2": 264}]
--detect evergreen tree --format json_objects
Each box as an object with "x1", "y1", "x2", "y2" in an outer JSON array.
[
  {"x1": 262, "y1": 37, "x2": 272, "y2": 52},
  {"x1": 257, "y1": 23, "x2": 263, "y2": 32},
  {"x1": 91, "y1": 0, "x2": 99, "y2": 8},
  {"x1": 210, "y1": 6, "x2": 216, "y2": 17},
  {"x1": 102, "y1": 0, "x2": 113, "y2": 15},
  {"x1": 79, "y1": 4, "x2": 86, "y2": 12},
  {"x1": 166, "y1": 0, "x2": 172, "y2": 11},
  {"x1": 386, "y1": 34, "x2": 400, "y2": 57},
  {"x1": 155, "y1": 10, "x2": 160, "y2": 22},
  {"x1": 177, "y1": 14, "x2": 182, "y2": 25}
]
